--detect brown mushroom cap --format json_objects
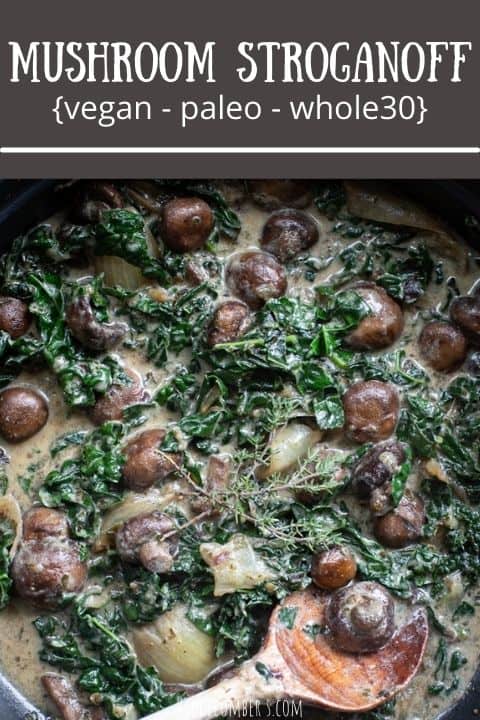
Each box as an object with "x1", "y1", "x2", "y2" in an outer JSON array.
[
  {"x1": 418, "y1": 321, "x2": 468, "y2": 372},
  {"x1": 0, "y1": 297, "x2": 31, "y2": 339},
  {"x1": 250, "y1": 180, "x2": 312, "y2": 210},
  {"x1": 346, "y1": 283, "x2": 404, "y2": 351},
  {"x1": 66, "y1": 296, "x2": 126, "y2": 352},
  {"x1": 72, "y1": 181, "x2": 124, "y2": 224},
  {"x1": 352, "y1": 441, "x2": 407, "y2": 498},
  {"x1": 0, "y1": 387, "x2": 48, "y2": 443},
  {"x1": 12, "y1": 537, "x2": 87, "y2": 608},
  {"x1": 207, "y1": 300, "x2": 251, "y2": 347},
  {"x1": 374, "y1": 493, "x2": 425, "y2": 549},
  {"x1": 162, "y1": 197, "x2": 214, "y2": 253},
  {"x1": 122, "y1": 428, "x2": 182, "y2": 492},
  {"x1": 326, "y1": 581, "x2": 395, "y2": 654},
  {"x1": 450, "y1": 295, "x2": 480, "y2": 345},
  {"x1": 23, "y1": 507, "x2": 69, "y2": 542},
  {"x1": 311, "y1": 546, "x2": 357, "y2": 590},
  {"x1": 260, "y1": 209, "x2": 319, "y2": 262},
  {"x1": 226, "y1": 251, "x2": 287, "y2": 310},
  {"x1": 90, "y1": 368, "x2": 148, "y2": 425},
  {"x1": 343, "y1": 380, "x2": 399, "y2": 444},
  {"x1": 116, "y1": 510, "x2": 178, "y2": 573}
]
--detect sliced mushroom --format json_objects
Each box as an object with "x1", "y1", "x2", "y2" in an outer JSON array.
[{"x1": 72, "y1": 181, "x2": 124, "y2": 224}]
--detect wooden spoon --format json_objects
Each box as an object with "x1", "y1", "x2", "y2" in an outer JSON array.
[{"x1": 143, "y1": 587, "x2": 428, "y2": 720}]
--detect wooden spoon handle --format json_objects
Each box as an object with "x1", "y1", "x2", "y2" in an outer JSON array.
[{"x1": 142, "y1": 661, "x2": 284, "y2": 720}]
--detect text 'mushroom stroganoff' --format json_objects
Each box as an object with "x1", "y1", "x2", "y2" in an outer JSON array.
[{"x1": 0, "y1": 180, "x2": 479, "y2": 720}]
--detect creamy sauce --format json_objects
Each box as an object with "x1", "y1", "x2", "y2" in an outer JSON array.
[{"x1": 0, "y1": 189, "x2": 479, "y2": 720}]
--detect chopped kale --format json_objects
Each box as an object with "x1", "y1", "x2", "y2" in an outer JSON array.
[{"x1": 0, "y1": 517, "x2": 14, "y2": 610}]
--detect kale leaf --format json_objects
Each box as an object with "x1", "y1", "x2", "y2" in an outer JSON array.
[
  {"x1": 38, "y1": 422, "x2": 127, "y2": 539},
  {"x1": 28, "y1": 272, "x2": 126, "y2": 407},
  {"x1": 94, "y1": 209, "x2": 168, "y2": 281},
  {"x1": 0, "y1": 517, "x2": 14, "y2": 610},
  {"x1": 35, "y1": 600, "x2": 182, "y2": 719}
]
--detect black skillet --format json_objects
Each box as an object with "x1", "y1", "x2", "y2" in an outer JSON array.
[{"x1": 0, "y1": 179, "x2": 478, "y2": 720}]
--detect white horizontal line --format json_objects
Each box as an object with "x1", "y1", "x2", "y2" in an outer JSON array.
[{"x1": 1, "y1": 146, "x2": 479, "y2": 155}]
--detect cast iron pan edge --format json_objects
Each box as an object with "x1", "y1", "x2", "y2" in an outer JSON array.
[{"x1": 0, "y1": 180, "x2": 478, "y2": 720}]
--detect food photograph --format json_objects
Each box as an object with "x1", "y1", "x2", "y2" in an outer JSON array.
[{"x1": 0, "y1": 179, "x2": 479, "y2": 720}]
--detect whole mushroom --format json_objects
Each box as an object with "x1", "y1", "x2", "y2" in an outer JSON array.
[
  {"x1": 343, "y1": 381, "x2": 399, "y2": 444},
  {"x1": 346, "y1": 283, "x2": 404, "y2": 351},
  {"x1": 122, "y1": 429, "x2": 182, "y2": 492},
  {"x1": 226, "y1": 251, "x2": 287, "y2": 310},
  {"x1": 90, "y1": 368, "x2": 148, "y2": 425},
  {"x1": 207, "y1": 300, "x2": 251, "y2": 347},
  {"x1": 352, "y1": 441, "x2": 407, "y2": 499},
  {"x1": 66, "y1": 295, "x2": 127, "y2": 352},
  {"x1": 260, "y1": 209, "x2": 319, "y2": 263},
  {"x1": 311, "y1": 546, "x2": 357, "y2": 590},
  {"x1": 22, "y1": 507, "x2": 69, "y2": 542},
  {"x1": 326, "y1": 581, "x2": 395, "y2": 653},
  {"x1": 0, "y1": 297, "x2": 31, "y2": 339},
  {"x1": 418, "y1": 321, "x2": 467, "y2": 372},
  {"x1": 0, "y1": 387, "x2": 48, "y2": 443},
  {"x1": 161, "y1": 197, "x2": 214, "y2": 253},
  {"x1": 374, "y1": 493, "x2": 425, "y2": 549},
  {"x1": 12, "y1": 508, "x2": 86, "y2": 608},
  {"x1": 116, "y1": 510, "x2": 178, "y2": 573}
]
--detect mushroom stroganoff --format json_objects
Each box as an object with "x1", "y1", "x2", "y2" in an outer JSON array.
[{"x1": 0, "y1": 180, "x2": 479, "y2": 720}]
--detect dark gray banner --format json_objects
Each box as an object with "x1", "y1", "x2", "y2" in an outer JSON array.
[{"x1": 0, "y1": 0, "x2": 479, "y2": 177}]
